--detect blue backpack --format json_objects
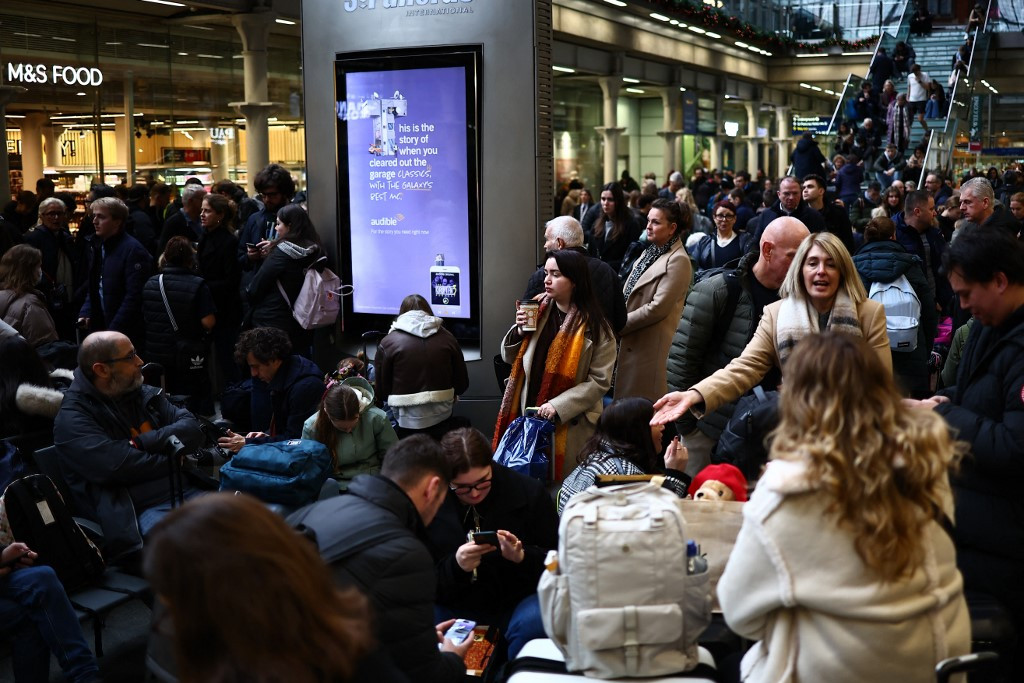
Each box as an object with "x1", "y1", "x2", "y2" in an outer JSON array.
[{"x1": 219, "y1": 439, "x2": 331, "y2": 507}]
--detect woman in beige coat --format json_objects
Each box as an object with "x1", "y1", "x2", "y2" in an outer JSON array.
[
  {"x1": 494, "y1": 249, "x2": 616, "y2": 482},
  {"x1": 652, "y1": 231, "x2": 891, "y2": 423},
  {"x1": 718, "y1": 332, "x2": 969, "y2": 682},
  {"x1": 615, "y1": 198, "x2": 692, "y2": 402},
  {"x1": 0, "y1": 244, "x2": 58, "y2": 348}
]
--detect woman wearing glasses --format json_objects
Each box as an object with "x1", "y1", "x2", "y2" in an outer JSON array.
[
  {"x1": 427, "y1": 427, "x2": 558, "y2": 660},
  {"x1": 690, "y1": 200, "x2": 755, "y2": 274},
  {"x1": 25, "y1": 197, "x2": 77, "y2": 339}
]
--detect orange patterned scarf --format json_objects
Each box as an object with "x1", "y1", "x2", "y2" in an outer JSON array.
[{"x1": 493, "y1": 298, "x2": 587, "y2": 480}]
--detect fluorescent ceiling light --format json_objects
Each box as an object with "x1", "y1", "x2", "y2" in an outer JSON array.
[
  {"x1": 810, "y1": 85, "x2": 822, "y2": 92},
  {"x1": 552, "y1": 66, "x2": 575, "y2": 73},
  {"x1": 795, "y1": 53, "x2": 828, "y2": 58},
  {"x1": 706, "y1": 32, "x2": 721, "y2": 39},
  {"x1": 688, "y1": 26, "x2": 706, "y2": 34},
  {"x1": 76, "y1": 92, "x2": 87, "y2": 96},
  {"x1": 669, "y1": 19, "x2": 679, "y2": 25},
  {"x1": 622, "y1": 77, "x2": 640, "y2": 83},
  {"x1": 196, "y1": 53, "x2": 223, "y2": 59},
  {"x1": 52, "y1": 36, "x2": 76, "y2": 42},
  {"x1": 105, "y1": 41, "x2": 123, "y2": 45},
  {"x1": 138, "y1": 43, "x2": 169, "y2": 48},
  {"x1": 5, "y1": 114, "x2": 26, "y2": 119},
  {"x1": 762, "y1": 51, "x2": 773, "y2": 57},
  {"x1": 177, "y1": 119, "x2": 199, "y2": 124},
  {"x1": 650, "y1": 13, "x2": 670, "y2": 21},
  {"x1": 13, "y1": 32, "x2": 41, "y2": 38},
  {"x1": 679, "y1": 87, "x2": 687, "y2": 92},
  {"x1": 178, "y1": 52, "x2": 189, "y2": 56},
  {"x1": 603, "y1": 0, "x2": 627, "y2": 6},
  {"x1": 841, "y1": 52, "x2": 873, "y2": 56},
  {"x1": 734, "y1": 41, "x2": 749, "y2": 48},
  {"x1": 141, "y1": 0, "x2": 185, "y2": 6},
  {"x1": 799, "y1": 82, "x2": 812, "y2": 89},
  {"x1": 625, "y1": 88, "x2": 645, "y2": 94},
  {"x1": 276, "y1": 19, "x2": 296, "y2": 25},
  {"x1": 184, "y1": 24, "x2": 214, "y2": 31}
]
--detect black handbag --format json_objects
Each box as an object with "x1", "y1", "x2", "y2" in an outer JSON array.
[{"x1": 158, "y1": 275, "x2": 211, "y2": 395}]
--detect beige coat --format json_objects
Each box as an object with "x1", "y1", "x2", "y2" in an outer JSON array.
[
  {"x1": 615, "y1": 239, "x2": 692, "y2": 401},
  {"x1": 501, "y1": 305, "x2": 617, "y2": 480},
  {"x1": 719, "y1": 459, "x2": 970, "y2": 682},
  {"x1": 694, "y1": 297, "x2": 891, "y2": 414}
]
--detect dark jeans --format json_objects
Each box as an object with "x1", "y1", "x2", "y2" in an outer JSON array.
[{"x1": 0, "y1": 565, "x2": 100, "y2": 683}]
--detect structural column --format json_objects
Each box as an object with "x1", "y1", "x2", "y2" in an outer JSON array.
[
  {"x1": 595, "y1": 77, "x2": 626, "y2": 184},
  {"x1": 42, "y1": 124, "x2": 59, "y2": 169},
  {"x1": 655, "y1": 87, "x2": 683, "y2": 177},
  {"x1": 0, "y1": 85, "x2": 26, "y2": 205},
  {"x1": 19, "y1": 113, "x2": 48, "y2": 192},
  {"x1": 774, "y1": 105, "x2": 792, "y2": 179},
  {"x1": 209, "y1": 123, "x2": 231, "y2": 178},
  {"x1": 744, "y1": 101, "x2": 760, "y2": 175},
  {"x1": 707, "y1": 97, "x2": 723, "y2": 171},
  {"x1": 123, "y1": 71, "x2": 136, "y2": 185},
  {"x1": 230, "y1": 10, "x2": 277, "y2": 190}
]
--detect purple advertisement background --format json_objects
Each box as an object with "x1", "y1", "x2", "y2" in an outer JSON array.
[{"x1": 345, "y1": 66, "x2": 470, "y2": 317}]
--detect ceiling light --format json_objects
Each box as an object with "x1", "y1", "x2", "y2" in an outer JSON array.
[
  {"x1": 841, "y1": 52, "x2": 873, "y2": 56},
  {"x1": 138, "y1": 43, "x2": 169, "y2": 48},
  {"x1": 799, "y1": 82, "x2": 812, "y2": 89},
  {"x1": 810, "y1": 85, "x2": 822, "y2": 92},
  {"x1": 552, "y1": 66, "x2": 575, "y2": 73},
  {"x1": 76, "y1": 92, "x2": 87, "y2": 96},
  {"x1": 679, "y1": 87, "x2": 687, "y2": 92},
  {"x1": 52, "y1": 36, "x2": 76, "y2": 42},
  {"x1": 184, "y1": 24, "x2": 214, "y2": 31},
  {"x1": 622, "y1": 77, "x2": 640, "y2": 83},
  {"x1": 178, "y1": 52, "x2": 189, "y2": 56},
  {"x1": 276, "y1": 18, "x2": 296, "y2": 25},
  {"x1": 13, "y1": 32, "x2": 41, "y2": 38},
  {"x1": 625, "y1": 88, "x2": 645, "y2": 94},
  {"x1": 177, "y1": 120, "x2": 199, "y2": 124},
  {"x1": 650, "y1": 12, "x2": 670, "y2": 21},
  {"x1": 762, "y1": 51, "x2": 773, "y2": 57},
  {"x1": 795, "y1": 53, "x2": 828, "y2": 58},
  {"x1": 688, "y1": 26, "x2": 706, "y2": 34},
  {"x1": 196, "y1": 54, "x2": 224, "y2": 59},
  {"x1": 141, "y1": 0, "x2": 185, "y2": 6},
  {"x1": 669, "y1": 19, "x2": 679, "y2": 25},
  {"x1": 735, "y1": 41, "x2": 749, "y2": 48},
  {"x1": 105, "y1": 41, "x2": 123, "y2": 45},
  {"x1": 603, "y1": 0, "x2": 627, "y2": 6},
  {"x1": 706, "y1": 32, "x2": 721, "y2": 39}
]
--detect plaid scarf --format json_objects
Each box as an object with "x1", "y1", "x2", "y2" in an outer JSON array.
[
  {"x1": 622, "y1": 235, "x2": 679, "y2": 299},
  {"x1": 493, "y1": 298, "x2": 588, "y2": 481}
]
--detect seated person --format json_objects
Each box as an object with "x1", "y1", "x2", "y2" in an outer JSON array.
[
  {"x1": 427, "y1": 428, "x2": 558, "y2": 660},
  {"x1": 558, "y1": 397, "x2": 689, "y2": 514},
  {"x1": 303, "y1": 377, "x2": 398, "y2": 491},
  {"x1": 53, "y1": 331, "x2": 205, "y2": 563},
  {"x1": 218, "y1": 327, "x2": 323, "y2": 453},
  {"x1": 0, "y1": 336, "x2": 72, "y2": 439},
  {"x1": 0, "y1": 542, "x2": 101, "y2": 683}
]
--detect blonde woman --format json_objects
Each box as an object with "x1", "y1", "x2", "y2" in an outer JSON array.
[
  {"x1": 652, "y1": 231, "x2": 890, "y2": 424},
  {"x1": 718, "y1": 332, "x2": 969, "y2": 681}
]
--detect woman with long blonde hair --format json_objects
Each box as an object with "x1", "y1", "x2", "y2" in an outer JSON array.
[{"x1": 717, "y1": 332, "x2": 969, "y2": 681}]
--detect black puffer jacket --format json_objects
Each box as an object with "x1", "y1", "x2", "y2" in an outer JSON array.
[
  {"x1": 427, "y1": 464, "x2": 558, "y2": 615},
  {"x1": 936, "y1": 306, "x2": 1024, "y2": 622},
  {"x1": 523, "y1": 246, "x2": 627, "y2": 334},
  {"x1": 244, "y1": 240, "x2": 319, "y2": 341},
  {"x1": 288, "y1": 475, "x2": 466, "y2": 683},
  {"x1": 142, "y1": 268, "x2": 211, "y2": 363},
  {"x1": 853, "y1": 239, "x2": 936, "y2": 397}
]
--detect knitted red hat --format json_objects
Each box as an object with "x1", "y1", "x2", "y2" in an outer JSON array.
[{"x1": 691, "y1": 464, "x2": 748, "y2": 502}]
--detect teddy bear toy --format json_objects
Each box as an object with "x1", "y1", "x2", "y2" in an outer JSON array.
[{"x1": 690, "y1": 463, "x2": 748, "y2": 502}]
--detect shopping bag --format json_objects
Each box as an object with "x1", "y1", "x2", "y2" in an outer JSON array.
[
  {"x1": 493, "y1": 415, "x2": 553, "y2": 480},
  {"x1": 678, "y1": 498, "x2": 745, "y2": 612}
]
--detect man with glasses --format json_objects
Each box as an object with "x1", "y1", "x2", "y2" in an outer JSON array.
[
  {"x1": 26, "y1": 197, "x2": 78, "y2": 339},
  {"x1": 237, "y1": 163, "x2": 296, "y2": 285},
  {"x1": 158, "y1": 183, "x2": 206, "y2": 252},
  {"x1": 801, "y1": 174, "x2": 856, "y2": 254},
  {"x1": 287, "y1": 436, "x2": 471, "y2": 682},
  {"x1": 54, "y1": 331, "x2": 205, "y2": 565}
]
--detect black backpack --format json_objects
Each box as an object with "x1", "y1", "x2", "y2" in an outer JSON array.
[{"x1": 713, "y1": 386, "x2": 779, "y2": 482}]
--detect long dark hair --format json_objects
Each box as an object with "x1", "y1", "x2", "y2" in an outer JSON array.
[
  {"x1": 273, "y1": 204, "x2": 322, "y2": 249},
  {"x1": 312, "y1": 383, "x2": 360, "y2": 470},
  {"x1": 547, "y1": 248, "x2": 611, "y2": 344},
  {"x1": 0, "y1": 337, "x2": 52, "y2": 420},
  {"x1": 576, "y1": 397, "x2": 659, "y2": 471},
  {"x1": 597, "y1": 181, "x2": 631, "y2": 243}
]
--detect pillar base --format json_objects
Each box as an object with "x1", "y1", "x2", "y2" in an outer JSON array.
[{"x1": 229, "y1": 101, "x2": 278, "y2": 190}]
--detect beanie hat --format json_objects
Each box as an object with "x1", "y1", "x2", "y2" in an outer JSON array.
[{"x1": 691, "y1": 463, "x2": 748, "y2": 502}]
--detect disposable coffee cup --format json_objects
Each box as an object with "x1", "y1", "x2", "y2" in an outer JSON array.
[{"x1": 517, "y1": 300, "x2": 540, "y2": 332}]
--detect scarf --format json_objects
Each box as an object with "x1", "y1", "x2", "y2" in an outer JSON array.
[
  {"x1": 776, "y1": 288, "x2": 863, "y2": 367},
  {"x1": 492, "y1": 297, "x2": 588, "y2": 481},
  {"x1": 623, "y1": 235, "x2": 678, "y2": 300}
]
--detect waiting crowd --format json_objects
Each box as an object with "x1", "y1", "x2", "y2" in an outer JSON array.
[{"x1": 0, "y1": 154, "x2": 1022, "y2": 682}]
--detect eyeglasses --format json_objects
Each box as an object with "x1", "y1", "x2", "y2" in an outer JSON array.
[
  {"x1": 101, "y1": 349, "x2": 138, "y2": 365},
  {"x1": 714, "y1": 213, "x2": 736, "y2": 220},
  {"x1": 41, "y1": 211, "x2": 64, "y2": 217},
  {"x1": 450, "y1": 476, "x2": 493, "y2": 494}
]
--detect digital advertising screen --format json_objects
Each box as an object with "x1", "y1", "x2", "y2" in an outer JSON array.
[{"x1": 335, "y1": 48, "x2": 480, "y2": 332}]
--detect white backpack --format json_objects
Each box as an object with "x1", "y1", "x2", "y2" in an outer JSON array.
[
  {"x1": 869, "y1": 274, "x2": 921, "y2": 352},
  {"x1": 538, "y1": 481, "x2": 711, "y2": 679},
  {"x1": 277, "y1": 256, "x2": 348, "y2": 330}
]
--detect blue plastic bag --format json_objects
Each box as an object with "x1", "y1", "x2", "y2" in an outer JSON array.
[{"x1": 493, "y1": 415, "x2": 554, "y2": 480}]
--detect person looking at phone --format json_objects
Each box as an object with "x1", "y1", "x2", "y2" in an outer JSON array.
[
  {"x1": 0, "y1": 542, "x2": 102, "y2": 682},
  {"x1": 427, "y1": 428, "x2": 558, "y2": 659},
  {"x1": 236, "y1": 163, "x2": 294, "y2": 279}
]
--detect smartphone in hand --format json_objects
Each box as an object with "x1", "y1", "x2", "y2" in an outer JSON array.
[
  {"x1": 444, "y1": 619, "x2": 477, "y2": 646},
  {"x1": 472, "y1": 531, "x2": 500, "y2": 548}
]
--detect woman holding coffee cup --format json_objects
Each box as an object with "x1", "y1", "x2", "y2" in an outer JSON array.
[{"x1": 493, "y1": 249, "x2": 616, "y2": 482}]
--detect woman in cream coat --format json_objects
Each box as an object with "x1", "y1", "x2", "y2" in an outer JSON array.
[
  {"x1": 718, "y1": 332, "x2": 969, "y2": 682},
  {"x1": 615, "y1": 198, "x2": 692, "y2": 402},
  {"x1": 495, "y1": 249, "x2": 616, "y2": 481},
  {"x1": 652, "y1": 231, "x2": 890, "y2": 422}
]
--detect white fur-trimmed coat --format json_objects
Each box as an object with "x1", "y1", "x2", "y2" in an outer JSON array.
[{"x1": 15, "y1": 369, "x2": 73, "y2": 419}]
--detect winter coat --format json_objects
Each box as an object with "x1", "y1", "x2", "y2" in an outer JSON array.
[
  {"x1": 53, "y1": 369, "x2": 204, "y2": 560},
  {"x1": 977, "y1": 203, "x2": 1023, "y2": 239},
  {"x1": 790, "y1": 137, "x2": 827, "y2": 181},
  {"x1": 301, "y1": 376, "x2": 397, "y2": 490},
  {"x1": 142, "y1": 268, "x2": 215, "y2": 368},
  {"x1": 1, "y1": 368, "x2": 72, "y2": 438},
  {"x1": 581, "y1": 205, "x2": 646, "y2": 274},
  {"x1": 428, "y1": 464, "x2": 558, "y2": 616},
  {"x1": 523, "y1": 247, "x2": 628, "y2": 334},
  {"x1": 247, "y1": 354, "x2": 324, "y2": 443},
  {"x1": 834, "y1": 163, "x2": 864, "y2": 202},
  {"x1": 690, "y1": 231, "x2": 754, "y2": 272},
  {"x1": 853, "y1": 240, "x2": 937, "y2": 397},
  {"x1": 197, "y1": 225, "x2": 241, "y2": 327},
  {"x1": 288, "y1": 475, "x2": 466, "y2": 683},
  {"x1": 80, "y1": 230, "x2": 153, "y2": 347},
  {"x1": 719, "y1": 459, "x2": 970, "y2": 683},
  {"x1": 615, "y1": 239, "x2": 692, "y2": 401},
  {"x1": 376, "y1": 311, "x2": 469, "y2": 429},
  {"x1": 500, "y1": 305, "x2": 617, "y2": 479},
  {"x1": 666, "y1": 252, "x2": 768, "y2": 437},
  {"x1": 893, "y1": 212, "x2": 953, "y2": 310},
  {"x1": 0, "y1": 289, "x2": 57, "y2": 347},
  {"x1": 751, "y1": 199, "x2": 826, "y2": 239},
  {"x1": 244, "y1": 240, "x2": 320, "y2": 345},
  {"x1": 936, "y1": 306, "x2": 1024, "y2": 621}
]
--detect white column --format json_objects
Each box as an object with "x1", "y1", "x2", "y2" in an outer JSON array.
[
  {"x1": 774, "y1": 106, "x2": 792, "y2": 179},
  {"x1": 230, "y1": 10, "x2": 277, "y2": 190},
  {"x1": 595, "y1": 77, "x2": 626, "y2": 183},
  {"x1": 0, "y1": 85, "x2": 25, "y2": 205},
  {"x1": 744, "y1": 101, "x2": 760, "y2": 173},
  {"x1": 123, "y1": 71, "x2": 136, "y2": 185},
  {"x1": 707, "y1": 97, "x2": 723, "y2": 171},
  {"x1": 42, "y1": 124, "x2": 59, "y2": 169},
  {"x1": 655, "y1": 87, "x2": 683, "y2": 176},
  {"x1": 20, "y1": 112, "x2": 48, "y2": 192}
]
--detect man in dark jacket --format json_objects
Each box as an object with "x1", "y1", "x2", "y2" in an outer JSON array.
[
  {"x1": 666, "y1": 217, "x2": 809, "y2": 474},
  {"x1": 960, "y1": 176, "x2": 1022, "y2": 239},
  {"x1": 801, "y1": 174, "x2": 856, "y2": 254},
  {"x1": 53, "y1": 331, "x2": 205, "y2": 562},
  {"x1": 895, "y1": 190, "x2": 951, "y2": 311},
  {"x1": 924, "y1": 172, "x2": 952, "y2": 207},
  {"x1": 751, "y1": 176, "x2": 825, "y2": 242},
  {"x1": 790, "y1": 133, "x2": 827, "y2": 181},
  {"x1": 853, "y1": 217, "x2": 937, "y2": 397},
  {"x1": 218, "y1": 327, "x2": 323, "y2": 453},
  {"x1": 870, "y1": 48, "x2": 895, "y2": 92},
  {"x1": 78, "y1": 197, "x2": 153, "y2": 352},
  {"x1": 287, "y1": 436, "x2": 469, "y2": 683},
  {"x1": 125, "y1": 184, "x2": 159, "y2": 258},
  {"x1": 237, "y1": 163, "x2": 294, "y2": 283},
  {"x1": 158, "y1": 184, "x2": 205, "y2": 252},
  {"x1": 910, "y1": 225, "x2": 1024, "y2": 634},
  {"x1": 523, "y1": 216, "x2": 627, "y2": 334}
]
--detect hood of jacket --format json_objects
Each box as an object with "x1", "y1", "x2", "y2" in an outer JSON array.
[
  {"x1": 342, "y1": 376, "x2": 376, "y2": 414},
  {"x1": 390, "y1": 309, "x2": 443, "y2": 338},
  {"x1": 853, "y1": 239, "x2": 923, "y2": 282},
  {"x1": 277, "y1": 240, "x2": 319, "y2": 260},
  {"x1": 795, "y1": 137, "x2": 819, "y2": 153}
]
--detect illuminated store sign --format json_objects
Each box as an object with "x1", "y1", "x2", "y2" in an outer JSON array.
[
  {"x1": 6, "y1": 63, "x2": 104, "y2": 87},
  {"x1": 343, "y1": 0, "x2": 473, "y2": 13}
]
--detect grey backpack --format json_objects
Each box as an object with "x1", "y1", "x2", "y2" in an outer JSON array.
[{"x1": 538, "y1": 480, "x2": 712, "y2": 678}]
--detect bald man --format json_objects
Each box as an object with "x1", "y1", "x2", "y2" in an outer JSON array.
[
  {"x1": 54, "y1": 331, "x2": 205, "y2": 563},
  {"x1": 665, "y1": 217, "x2": 810, "y2": 474}
]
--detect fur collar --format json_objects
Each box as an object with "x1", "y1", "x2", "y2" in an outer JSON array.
[{"x1": 16, "y1": 382, "x2": 65, "y2": 419}]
